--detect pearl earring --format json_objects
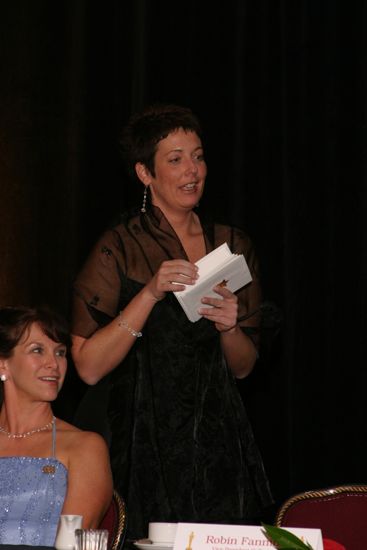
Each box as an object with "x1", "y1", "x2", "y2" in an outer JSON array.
[
  {"x1": 0, "y1": 374, "x2": 7, "y2": 382},
  {"x1": 141, "y1": 186, "x2": 148, "y2": 213}
]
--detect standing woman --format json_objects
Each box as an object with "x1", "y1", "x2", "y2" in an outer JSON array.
[
  {"x1": 71, "y1": 104, "x2": 273, "y2": 539},
  {"x1": 0, "y1": 306, "x2": 113, "y2": 547}
]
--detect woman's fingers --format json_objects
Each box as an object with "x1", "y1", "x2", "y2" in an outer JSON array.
[
  {"x1": 146, "y1": 260, "x2": 199, "y2": 301},
  {"x1": 199, "y1": 285, "x2": 238, "y2": 330},
  {"x1": 158, "y1": 260, "x2": 199, "y2": 286}
]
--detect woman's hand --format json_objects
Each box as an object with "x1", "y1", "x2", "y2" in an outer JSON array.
[
  {"x1": 145, "y1": 259, "x2": 199, "y2": 302},
  {"x1": 198, "y1": 285, "x2": 238, "y2": 332},
  {"x1": 200, "y1": 285, "x2": 257, "y2": 378}
]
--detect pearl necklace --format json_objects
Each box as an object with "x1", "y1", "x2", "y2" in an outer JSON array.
[{"x1": 0, "y1": 416, "x2": 56, "y2": 439}]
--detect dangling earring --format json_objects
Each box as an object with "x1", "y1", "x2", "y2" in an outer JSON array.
[
  {"x1": 0, "y1": 374, "x2": 7, "y2": 382},
  {"x1": 141, "y1": 186, "x2": 148, "y2": 213}
]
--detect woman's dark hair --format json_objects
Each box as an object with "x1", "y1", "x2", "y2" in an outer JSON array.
[
  {"x1": 120, "y1": 103, "x2": 203, "y2": 179},
  {"x1": 0, "y1": 306, "x2": 71, "y2": 359}
]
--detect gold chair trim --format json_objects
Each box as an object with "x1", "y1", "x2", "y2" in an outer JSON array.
[
  {"x1": 275, "y1": 484, "x2": 367, "y2": 527},
  {"x1": 111, "y1": 489, "x2": 127, "y2": 550}
]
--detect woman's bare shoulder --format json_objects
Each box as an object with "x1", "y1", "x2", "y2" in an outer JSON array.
[{"x1": 56, "y1": 419, "x2": 109, "y2": 454}]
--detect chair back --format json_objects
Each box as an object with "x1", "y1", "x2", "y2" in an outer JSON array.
[
  {"x1": 275, "y1": 484, "x2": 367, "y2": 550},
  {"x1": 99, "y1": 489, "x2": 127, "y2": 550}
]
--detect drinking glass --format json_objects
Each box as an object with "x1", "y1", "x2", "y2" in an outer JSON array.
[{"x1": 75, "y1": 529, "x2": 109, "y2": 550}]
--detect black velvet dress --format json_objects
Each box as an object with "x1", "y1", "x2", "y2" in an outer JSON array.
[{"x1": 71, "y1": 205, "x2": 273, "y2": 540}]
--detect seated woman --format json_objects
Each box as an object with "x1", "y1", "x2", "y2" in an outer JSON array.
[{"x1": 0, "y1": 306, "x2": 113, "y2": 547}]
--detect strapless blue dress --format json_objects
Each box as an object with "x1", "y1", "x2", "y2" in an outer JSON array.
[{"x1": 0, "y1": 422, "x2": 68, "y2": 546}]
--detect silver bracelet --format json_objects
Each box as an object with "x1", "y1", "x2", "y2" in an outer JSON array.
[{"x1": 118, "y1": 315, "x2": 142, "y2": 338}]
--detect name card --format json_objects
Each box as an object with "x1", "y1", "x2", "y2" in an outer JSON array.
[{"x1": 173, "y1": 523, "x2": 323, "y2": 550}]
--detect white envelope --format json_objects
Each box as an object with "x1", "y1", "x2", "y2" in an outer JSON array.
[{"x1": 173, "y1": 242, "x2": 252, "y2": 322}]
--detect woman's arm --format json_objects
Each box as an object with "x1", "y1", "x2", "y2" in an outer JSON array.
[
  {"x1": 61, "y1": 431, "x2": 113, "y2": 528},
  {"x1": 198, "y1": 226, "x2": 262, "y2": 378},
  {"x1": 72, "y1": 259, "x2": 199, "y2": 385},
  {"x1": 199, "y1": 284, "x2": 258, "y2": 378},
  {"x1": 219, "y1": 325, "x2": 258, "y2": 378},
  {"x1": 72, "y1": 286, "x2": 158, "y2": 385}
]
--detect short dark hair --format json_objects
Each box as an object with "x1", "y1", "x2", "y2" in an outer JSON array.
[
  {"x1": 120, "y1": 103, "x2": 203, "y2": 179},
  {"x1": 0, "y1": 306, "x2": 70, "y2": 358}
]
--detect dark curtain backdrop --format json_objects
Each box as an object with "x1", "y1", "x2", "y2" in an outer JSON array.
[{"x1": 1, "y1": 0, "x2": 367, "y2": 517}]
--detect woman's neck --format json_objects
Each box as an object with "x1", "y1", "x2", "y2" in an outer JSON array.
[
  {"x1": 167, "y1": 210, "x2": 206, "y2": 262},
  {"x1": 160, "y1": 207, "x2": 200, "y2": 236},
  {"x1": 0, "y1": 402, "x2": 54, "y2": 435}
]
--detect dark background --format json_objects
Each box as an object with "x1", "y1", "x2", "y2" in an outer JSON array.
[{"x1": 1, "y1": 0, "x2": 367, "y2": 519}]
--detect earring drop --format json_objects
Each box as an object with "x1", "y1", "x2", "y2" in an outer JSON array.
[
  {"x1": 0, "y1": 375, "x2": 7, "y2": 382},
  {"x1": 141, "y1": 186, "x2": 148, "y2": 213}
]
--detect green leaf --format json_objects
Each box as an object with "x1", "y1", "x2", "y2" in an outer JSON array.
[{"x1": 262, "y1": 524, "x2": 314, "y2": 550}]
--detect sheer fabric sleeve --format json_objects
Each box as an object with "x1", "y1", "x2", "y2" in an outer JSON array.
[
  {"x1": 71, "y1": 229, "x2": 123, "y2": 338},
  {"x1": 230, "y1": 227, "x2": 262, "y2": 347}
]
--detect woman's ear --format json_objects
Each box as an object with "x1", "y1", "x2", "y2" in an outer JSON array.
[{"x1": 135, "y1": 162, "x2": 152, "y2": 185}]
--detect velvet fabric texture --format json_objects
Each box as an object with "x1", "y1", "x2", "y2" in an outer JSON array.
[{"x1": 72, "y1": 205, "x2": 273, "y2": 540}]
